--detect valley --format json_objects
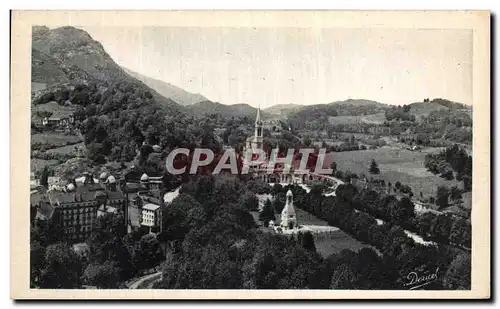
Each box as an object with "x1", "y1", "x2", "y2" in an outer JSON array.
[{"x1": 28, "y1": 25, "x2": 473, "y2": 291}]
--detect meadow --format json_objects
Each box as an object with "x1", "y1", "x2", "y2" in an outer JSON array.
[
  {"x1": 326, "y1": 146, "x2": 465, "y2": 200},
  {"x1": 252, "y1": 206, "x2": 373, "y2": 258},
  {"x1": 313, "y1": 230, "x2": 374, "y2": 257},
  {"x1": 328, "y1": 112, "x2": 386, "y2": 125},
  {"x1": 31, "y1": 132, "x2": 82, "y2": 148},
  {"x1": 295, "y1": 208, "x2": 374, "y2": 257},
  {"x1": 46, "y1": 142, "x2": 85, "y2": 155},
  {"x1": 31, "y1": 158, "x2": 60, "y2": 172}
]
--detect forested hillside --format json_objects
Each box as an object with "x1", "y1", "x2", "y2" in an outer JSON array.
[{"x1": 31, "y1": 26, "x2": 220, "y2": 166}]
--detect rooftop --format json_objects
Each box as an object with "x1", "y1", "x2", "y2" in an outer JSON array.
[{"x1": 142, "y1": 203, "x2": 160, "y2": 211}]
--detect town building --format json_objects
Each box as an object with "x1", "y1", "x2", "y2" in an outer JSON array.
[
  {"x1": 121, "y1": 172, "x2": 166, "y2": 234},
  {"x1": 368, "y1": 126, "x2": 391, "y2": 136},
  {"x1": 42, "y1": 111, "x2": 75, "y2": 129},
  {"x1": 32, "y1": 172, "x2": 128, "y2": 243},
  {"x1": 141, "y1": 203, "x2": 162, "y2": 233}
]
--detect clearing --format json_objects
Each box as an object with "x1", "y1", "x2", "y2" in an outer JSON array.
[
  {"x1": 31, "y1": 132, "x2": 82, "y2": 149},
  {"x1": 328, "y1": 113, "x2": 386, "y2": 125},
  {"x1": 326, "y1": 146, "x2": 465, "y2": 200},
  {"x1": 31, "y1": 158, "x2": 60, "y2": 172},
  {"x1": 46, "y1": 142, "x2": 85, "y2": 155}
]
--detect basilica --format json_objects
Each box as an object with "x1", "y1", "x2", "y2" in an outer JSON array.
[{"x1": 242, "y1": 107, "x2": 341, "y2": 187}]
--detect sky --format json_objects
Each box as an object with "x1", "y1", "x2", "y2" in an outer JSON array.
[{"x1": 81, "y1": 26, "x2": 472, "y2": 108}]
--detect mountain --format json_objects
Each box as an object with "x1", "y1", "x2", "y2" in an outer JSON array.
[
  {"x1": 122, "y1": 68, "x2": 207, "y2": 106},
  {"x1": 264, "y1": 104, "x2": 305, "y2": 116},
  {"x1": 408, "y1": 99, "x2": 471, "y2": 118},
  {"x1": 187, "y1": 101, "x2": 267, "y2": 119},
  {"x1": 329, "y1": 98, "x2": 388, "y2": 108},
  {"x1": 287, "y1": 99, "x2": 388, "y2": 129},
  {"x1": 30, "y1": 26, "x2": 201, "y2": 164},
  {"x1": 31, "y1": 26, "x2": 181, "y2": 112},
  {"x1": 290, "y1": 99, "x2": 387, "y2": 118},
  {"x1": 32, "y1": 26, "x2": 126, "y2": 83}
]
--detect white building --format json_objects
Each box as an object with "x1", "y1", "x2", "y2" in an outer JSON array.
[
  {"x1": 141, "y1": 203, "x2": 161, "y2": 233},
  {"x1": 280, "y1": 190, "x2": 297, "y2": 230}
]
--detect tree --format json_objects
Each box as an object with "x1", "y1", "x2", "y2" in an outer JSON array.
[
  {"x1": 272, "y1": 192, "x2": 286, "y2": 214},
  {"x1": 81, "y1": 261, "x2": 121, "y2": 288},
  {"x1": 330, "y1": 263, "x2": 356, "y2": 289},
  {"x1": 40, "y1": 166, "x2": 49, "y2": 188},
  {"x1": 442, "y1": 170, "x2": 455, "y2": 181},
  {"x1": 450, "y1": 186, "x2": 462, "y2": 201},
  {"x1": 330, "y1": 161, "x2": 337, "y2": 173},
  {"x1": 449, "y1": 218, "x2": 471, "y2": 248},
  {"x1": 436, "y1": 186, "x2": 450, "y2": 209},
  {"x1": 395, "y1": 181, "x2": 402, "y2": 190},
  {"x1": 30, "y1": 241, "x2": 45, "y2": 288},
  {"x1": 241, "y1": 192, "x2": 259, "y2": 211},
  {"x1": 303, "y1": 136, "x2": 312, "y2": 147},
  {"x1": 443, "y1": 253, "x2": 471, "y2": 290},
  {"x1": 462, "y1": 175, "x2": 472, "y2": 192},
  {"x1": 299, "y1": 231, "x2": 316, "y2": 252},
  {"x1": 40, "y1": 243, "x2": 83, "y2": 289},
  {"x1": 259, "y1": 199, "x2": 275, "y2": 227},
  {"x1": 136, "y1": 234, "x2": 164, "y2": 271},
  {"x1": 390, "y1": 197, "x2": 415, "y2": 226}
]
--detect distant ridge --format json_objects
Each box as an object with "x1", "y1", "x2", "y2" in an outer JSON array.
[
  {"x1": 187, "y1": 100, "x2": 268, "y2": 119},
  {"x1": 264, "y1": 104, "x2": 305, "y2": 116},
  {"x1": 122, "y1": 67, "x2": 208, "y2": 106}
]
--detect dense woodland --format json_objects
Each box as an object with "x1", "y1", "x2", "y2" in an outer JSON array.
[{"x1": 424, "y1": 145, "x2": 473, "y2": 191}]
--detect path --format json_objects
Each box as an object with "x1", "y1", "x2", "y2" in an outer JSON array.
[{"x1": 128, "y1": 272, "x2": 162, "y2": 289}]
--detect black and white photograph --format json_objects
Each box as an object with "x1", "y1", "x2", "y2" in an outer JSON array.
[{"x1": 10, "y1": 10, "x2": 490, "y2": 299}]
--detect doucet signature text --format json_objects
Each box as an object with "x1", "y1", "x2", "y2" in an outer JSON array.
[{"x1": 404, "y1": 268, "x2": 440, "y2": 290}]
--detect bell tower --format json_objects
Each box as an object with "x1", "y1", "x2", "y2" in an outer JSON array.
[{"x1": 252, "y1": 106, "x2": 263, "y2": 151}]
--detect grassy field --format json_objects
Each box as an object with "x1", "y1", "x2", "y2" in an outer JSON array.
[
  {"x1": 31, "y1": 158, "x2": 60, "y2": 172},
  {"x1": 32, "y1": 101, "x2": 74, "y2": 114},
  {"x1": 328, "y1": 113, "x2": 386, "y2": 125},
  {"x1": 314, "y1": 230, "x2": 374, "y2": 258},
  {"x1": 296, "y1": 208, "x2": 374, "y2": 257},
  {"x1": 326, "y1": 146, "x2": 465, "y2": 199},
  {"x1": 32, "y1": 132, "x2": 82, "y2": 148},
  {"x1": 46, "y1": 142, "x2": 85, "y2": 155},
  {"x1": 295, "y1": 208, "x2": 329, "y2": 226},
  {"x1": 252, "y1": 204, "x2": 373, "y2": 258}
]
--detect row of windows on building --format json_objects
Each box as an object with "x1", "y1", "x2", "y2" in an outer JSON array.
[{"x1": 64, "y1": 225, "x2": 93, "y2": 234}]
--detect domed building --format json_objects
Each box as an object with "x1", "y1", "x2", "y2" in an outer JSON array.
[
  {"x1": 140, "y1": 173, "x2": 149, "y2": 182},
  {"x1": 99, "y1": 172, "x2": 108, "y2": 181},
  {"x1": 106, "y1": 175, "x2": 117, "y2": 191}
]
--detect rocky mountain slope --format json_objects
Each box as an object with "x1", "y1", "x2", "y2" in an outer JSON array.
[{"x1": 31, "y1": 26, "x2": 181, "y2": 112}]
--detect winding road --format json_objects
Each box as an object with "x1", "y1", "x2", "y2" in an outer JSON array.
[{"x1": 128, "y1": 272, "x2": 162, "y2": 289}]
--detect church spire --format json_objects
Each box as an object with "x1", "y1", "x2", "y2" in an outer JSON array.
[{"x1": 255, "y1": 105, "x2": 261, "y2": 124}]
